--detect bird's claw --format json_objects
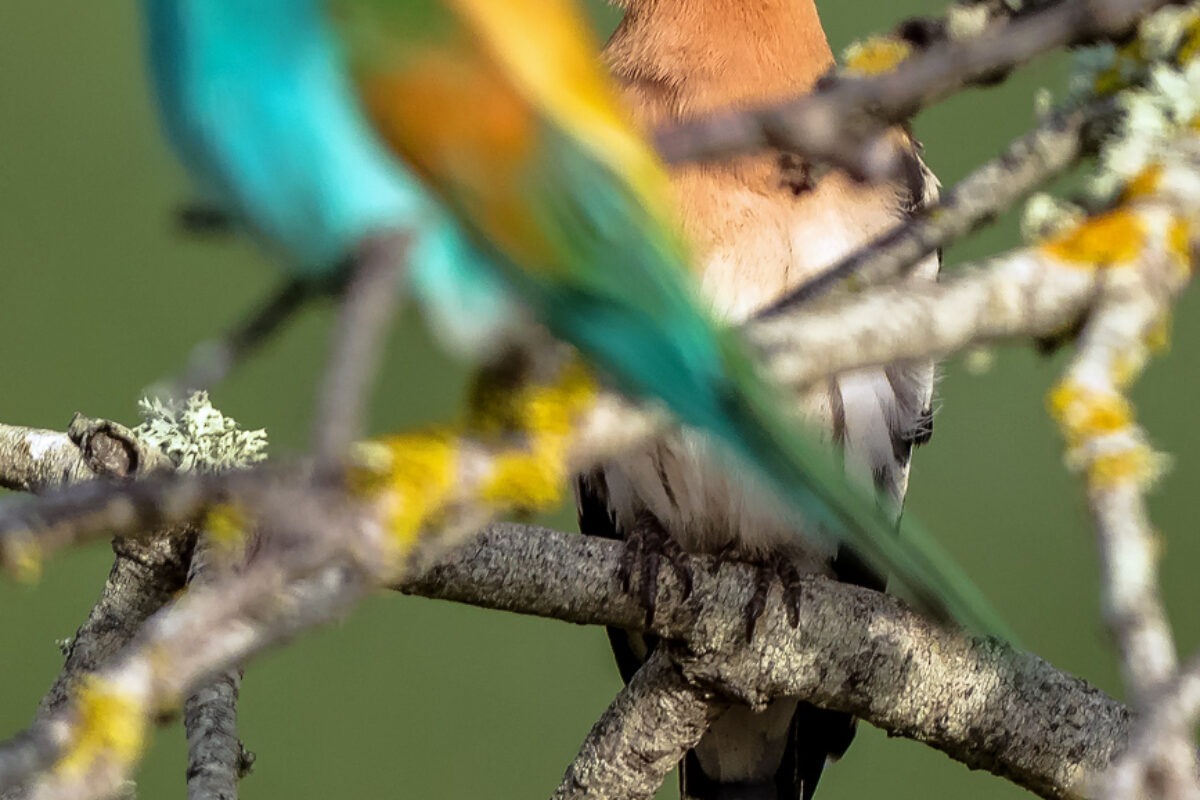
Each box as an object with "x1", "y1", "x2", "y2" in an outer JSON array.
[
  {"x1": 617, "y1": 513, "x2": 693, "y2": 627},
  {"x1": 744, "y1": 553, "x2": 804, "y2": 641}
]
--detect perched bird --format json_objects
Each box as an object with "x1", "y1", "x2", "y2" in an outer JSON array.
[
  {"x1": 336, "y1": 0, "x2": 993, "y2": 628},
  {"x1": 140, "y1": 0, "x2": 515, "y2": 362},
  {"x1": 575, "y1": 2, "x2": 945, "y2": 799}
]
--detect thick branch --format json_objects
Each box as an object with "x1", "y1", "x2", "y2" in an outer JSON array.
[
  {"x1": 401, "y1": 524, "x2": 1128, "y2": 800},
  {"x1": 551, "y1": 648, "x2": 722, "y2": 800}
]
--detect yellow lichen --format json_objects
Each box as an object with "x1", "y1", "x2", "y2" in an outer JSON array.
[
  {"x1": 55, "y1": 676, "x2": 147, "y2": 778},
  {"x1": 1093, "y1": 40, "x2": 1143, "y2": 95},
  {"x1": 482, "y1": 449, "x2": 563, "y2": 509},
  {"x1": 476, "y1": 361, "x2": 597, "y2": 512},
  {"x1": 1167, "y1": 216, "x2": 1194, "y2": 279},
  {"x1": 1040, "y1": 209, "x2": 1146, "y2": 267},
  {"x1": 1087, "y1": 444, "x2": 1168, "y2": 489},
  {"x1": 1179, "y1": 17, "x2": 1200, "y2": 64},
  {"x1": 5, "y1": 536, "x2": 43, "y2": 583},
  {"x1": 350, "y1": 430, "x2": 458, "y2": 555},
  {"x1": 1145, "y1": 313, "x2": 1172, "y2": 356},
  {"x1": 1047, "y1": 380, "x2": 1134, "y2": 446},
  {"x1": 202, "y1": 503, "x2": 250, "y2": 563},
  {"x1": 843, "y1": 36, "x2": 912, "y2": 76},
  {"x1": 1120, "y1": 163, "x2": 1164, "y2": 201},
  {"x1": 1109, "y1": 345, "x2": 1149, "y2": 389}
]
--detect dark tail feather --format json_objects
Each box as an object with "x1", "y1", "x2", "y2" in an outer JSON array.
[{"x1": 783, "y1": 704, "x2": 858, "y2": 800}]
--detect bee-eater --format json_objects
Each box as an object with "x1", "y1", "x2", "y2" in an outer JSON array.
[{"x1": 576, "y1": 2, "x2": 943, "y2": 799}]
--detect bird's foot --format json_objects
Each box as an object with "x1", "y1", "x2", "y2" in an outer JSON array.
[
  {"x1": 617, "y1": 513, "x2": 693, "y2": 627},
  {"x1": 744, "y1": 553, "x2": 804, "y2": 641}
]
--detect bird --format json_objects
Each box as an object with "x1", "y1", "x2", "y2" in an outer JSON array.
[
  {"x1": 575, "y1": 2, "x2": 945, "y2": 799},
  {"x1": 139, "y1": 0, "x2": 517, "y2": 369},
  {"x1": 148, "y1": 1, "x2": 995, "y2": 794},
  {"x1": 334, "y1": 0, "x2": 997, "y2": 631}
]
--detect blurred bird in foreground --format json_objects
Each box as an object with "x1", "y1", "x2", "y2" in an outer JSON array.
[
  {"x1": 572, "y1": 2, "x2": 945, "y2": 798},
  {"x1": 140, "y1": 0, "x2": 517, "y2": 393},
  {"x1": 335, "y1": 0, "x2": 998, "y2": 632}
]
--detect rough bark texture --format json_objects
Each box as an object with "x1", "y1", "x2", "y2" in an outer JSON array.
[
  {"x1": 552, "y1": 649, "x2": 724, "y2": 800},
  {"x1": 401, "y1": 524, "x2": 1130, "y2": 800}
]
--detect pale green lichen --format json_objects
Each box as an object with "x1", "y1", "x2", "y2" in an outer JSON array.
[
  {"x1": 1089, "y1": 61, "x2": 1200, "y2": 201},
  {"x1": 1055, "y1": 5, "x2": 1200, "y2": 202},
  {"x1": 134, "y1": 393, "x2": 267, "y2": 473},
  {"x1": 946, "y1": 3, "x2": 991, "y2": 41},
  {"x1": 1021, "y1": 193, "x2": 1086, "y2": 244}
]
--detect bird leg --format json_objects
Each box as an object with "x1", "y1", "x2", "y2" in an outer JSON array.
[
  {"x1": 744, "y1": 552, "x2": 805, "y2": 641},
  {"x1": 617, "y1": 512, "x2": 693, "y2": 628}
]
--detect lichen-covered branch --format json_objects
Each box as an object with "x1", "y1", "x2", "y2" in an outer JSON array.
[
  {"x1": 654, "y1": 0, "x2": 1171, "y2": 179},
  {"x1": 551, "y1": 648, "x2": 723, "y2": 800},
  {"x1": 0, "y1": 419, "x2": 195, "y2": 800},
  {"x1": 0, "y1": 204, "x2": 1192, "y2": 573},
  {"x1": 762, "y1": 98, "x2": 1114, "y2": 311},
  {"x1": 1103, "y1": 648, "x2": 1200, "y2": 799}
]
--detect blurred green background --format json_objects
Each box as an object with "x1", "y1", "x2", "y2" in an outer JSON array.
[{"x1": 1, "y1": 1, "x2": 1197, "y2": 798}]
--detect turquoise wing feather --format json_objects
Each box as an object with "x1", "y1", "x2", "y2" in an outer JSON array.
[{"x1": 140, "y1": 0, "x2": 515, "y2": 350}]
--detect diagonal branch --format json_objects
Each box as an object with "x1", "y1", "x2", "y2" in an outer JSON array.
[
  {"x1": 654, "y1": 0, "x2": 1169, "y2": 179},
  {"x1": 551, "y1": 648, "x2": 722, "y2": 800},
  {"x1": 761, "y1": 97, "x2": 1115, "y2": 312}
]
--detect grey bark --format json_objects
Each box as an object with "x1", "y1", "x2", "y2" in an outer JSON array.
[
  {"x1": 552, "y1": 649, "x2": 725, "y2": 800},
  {"x1": 401, "y1": 524, "x2": 1130, "y2": 800}
]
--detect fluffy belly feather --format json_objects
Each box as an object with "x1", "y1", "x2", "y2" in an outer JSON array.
[{"x1": 597, "y1": 169, "x2": 930, "y2": 572}]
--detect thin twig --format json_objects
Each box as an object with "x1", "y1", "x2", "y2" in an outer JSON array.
[
  {"x1": 762, "y1": 98, "x2": 1113, "y2": 313},
  {"x1": 655, "y1": 0, "x2": 1167, "y2": 179},
  {"x1": 311, "y1": 235, "x2": 406, "y2": 464},
  {"x1": 183, "y1": 534, "x2": 250, "y2": 800}
]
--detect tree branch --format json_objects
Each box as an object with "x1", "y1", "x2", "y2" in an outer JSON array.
[
  {"x1": 0, "y1": 426, "x2": 92, "y2": 493},
  {"x1": 654, "y1": 0, "x2": 1168, "y2": 179},
  {"x1": 761, "y1": 97, "x2": 1114, "y2": 311},
  {"x1": 401, "y1": 524, "x2": 1128, "y2": 800},
  {"x1": 183, "y1": 533, "x2": 252, "y2": 800},
  {"x1": 551, "y1": 648, "x2": 723, "y2": 800},
  {"x1": 311, "y1": 234, "x2": 406, "y2": 464}
]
